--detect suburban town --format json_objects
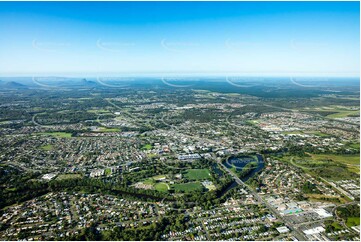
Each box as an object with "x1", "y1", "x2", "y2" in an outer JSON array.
[
  {"x1": 0, "y1": 77, "x2": 359, "y2": 241},
  {"x1": 0, "y1": 1, "x2": 360, "y2": 241}
]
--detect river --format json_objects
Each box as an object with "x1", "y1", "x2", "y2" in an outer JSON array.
[{"x1": 218, "y1": 154, "x2": 265, "y2": 197}]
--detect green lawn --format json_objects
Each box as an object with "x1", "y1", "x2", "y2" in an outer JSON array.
[
  {"x1": 152, "y1": 174, "x2": 166, "y2": 180},
  {"x1": 143, "y1": 179, "x2": 155, "y2": 185},
  {"x1": 141, "y1": 144, "x2": 153, "y2": 150},
  {"x1": 184, "y1": 169, "x2": 211, "y2": 180},
  {"x1": 39, "y1": 132, "x2": 72, "y2": 138},
  {"x1": 173, "y1": 182, "x2": 203, "y2": 192},
  {"x1": 330, "y1": 221, "x2": 343, "y2": 231},
  {"x1": 154, "y1": 182, "x2": 169, "y2": 192},
  {"x1": 40, "y1": 144, "x2": 53, "y2": 151},
  {"x1": 346, "y1": 217, "x2": 360, "y2": 227},
  {"x1": 105, "y1": 168, "x2": 112, "y2": 175},
  {"x1": 96, "y1": 127, "x2": 120, "y2": 132}
]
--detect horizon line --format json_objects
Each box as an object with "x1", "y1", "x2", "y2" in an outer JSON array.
[{"x1": 0, "y1": 72, "x2": 359, "y2": 79}]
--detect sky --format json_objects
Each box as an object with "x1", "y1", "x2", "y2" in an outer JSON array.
[{"x1": 0, "y1": 1, "x2": 359, "y2": 77}]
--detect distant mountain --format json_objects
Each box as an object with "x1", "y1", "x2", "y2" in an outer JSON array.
[
  {"x1": 0, "y1": 81, "x2": 28, "y2": 89},
  {"x1": 79, "y1": 78, "x2": 98, "y2": 87}
]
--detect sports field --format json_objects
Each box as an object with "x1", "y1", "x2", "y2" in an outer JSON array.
[
  {"x1": 173, "y1": 182, "x2": 203, "y2": 192},
  {"x1": 184, "y1": 169, "x2": 211, "y2": 180},
  {"x1": 154, "y1": 183, "x2": 169, "y2": 192}
]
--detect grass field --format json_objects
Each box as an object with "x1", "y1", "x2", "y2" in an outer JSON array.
[
  {"x1": 173, "y1": 182, "x2": 203, "y2": 192},
  {"x1": 304, "y1": 131, "x2": 331, "y2": 137},
  {"x1": 142, "y1": 175, "x2": 167, "y2": 187},
  {"x1": 40, "y1": 144, "x2": 53, "y2": 151},
  {"x1": 282, "y1": 130, "x2": 330, "y2": 137},
  {"x1": 96, "y1": 127, "x2": 120, "y2": 132},
  {"x1": 282, "y1": 154, "x2": 359, "y2": 181},
  {"x1": 154, "y1": 182, "x2": 169, "y2": 192},
  {"x1": 346, "y1": 217, "x2": 360, "y2": 227},
  {"x1": 309, "y1": 154, "x2": 360, "y2": 165},
  {"x1": 152, "y1": 174, "x2": 166, "y2": 180},
  {"x1": 302, "y1": 105, "x2": 359, "y2": 119},
  {"x1": 143, "y1": 179, "x2": 155, "y2": 185},
  {"x1": 326, "y1": 111, "x2": 360, "y2": 119},
  {"x1": 184, "y1": 169, "x2": 211, "y2": 180},
  {"x1": 39, "y1": 132, "x2": 72, "y2": 138},
  {"x1": 305, "y1": 194, "x2": 344, "y2": 204},
  {"x1": 142, "y1": 144, "x2": 153, "y2": 150},
  {"x1": 331, "y1": 221, "x2": 343, "y2": 230},
  {"x1": 105, "y1": 168, "x2": 111, "y2": 175},
  {"x1": 309, "y1": 154, "x2": 360, "y2": 174},
  {"x1": 147, "y1": 153, "x2": 158, "y2": 159},
  {"x1": 347, "y1": 142, "x2": 360, "y2": 149}
]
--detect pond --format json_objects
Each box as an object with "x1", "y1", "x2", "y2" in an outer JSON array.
[{"x1": 223, "y1": 154, "x2": 265, "y2": 182}]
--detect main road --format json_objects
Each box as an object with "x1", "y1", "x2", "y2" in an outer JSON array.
[{"x1": 214, "y1": 154, "x2": 308, "y2": 241}]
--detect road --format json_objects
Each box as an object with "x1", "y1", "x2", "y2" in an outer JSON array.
[{"x1": 215, "y1": 155, "x2": 308, "y2": 241}]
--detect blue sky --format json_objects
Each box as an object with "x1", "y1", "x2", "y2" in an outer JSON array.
[{"x1": 0, "y1": 1, "x2": 359, "y2": 76}]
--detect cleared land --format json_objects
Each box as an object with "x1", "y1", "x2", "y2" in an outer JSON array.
[
  {"x1": 326, "y1": 111, "x2": 360, "y2": 119},
  {"x1": 309, "y1": 154, "x2": 360, "y2": 166},
  {"x1": 310, "y1": 154, "x2": 360, "y2": 174},
  {"x1": 282, "y1": 154, "x2": 359, "y2": 181}
]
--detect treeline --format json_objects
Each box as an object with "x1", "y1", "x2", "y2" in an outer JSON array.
[{"x1": 35, "y1": 111, "x2": 100, "y2": 125}]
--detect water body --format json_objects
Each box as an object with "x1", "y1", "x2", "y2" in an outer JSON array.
[
  {"x1": 212, "y1": 163, "x2": 224, "y2": 177},
  {"x1": 223, "y1": 154, "x2": 265, "y2": 182},
  {"x1": 219, "y1": 180, "x2": 238, "y2": 196},
  {"x1": 225, "y1": 155, "x2": 257, "y2": 170}
]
